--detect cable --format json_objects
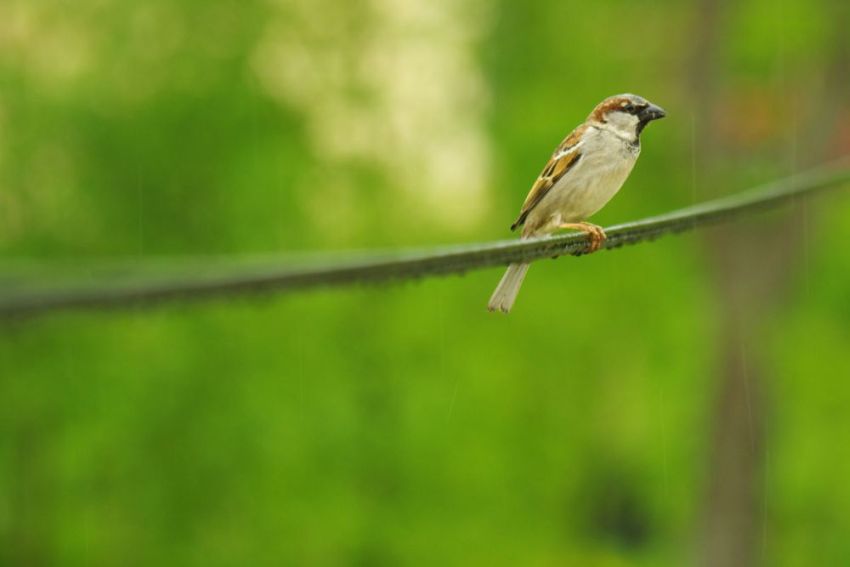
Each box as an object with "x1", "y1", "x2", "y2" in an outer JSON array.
[{"x1": 2, "y1": 160, "x2": 849, "y2": 320}]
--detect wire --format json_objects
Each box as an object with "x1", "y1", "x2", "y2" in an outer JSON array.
[{"x1": 2, "y1": 160, "x2": 849, "y2": 320}]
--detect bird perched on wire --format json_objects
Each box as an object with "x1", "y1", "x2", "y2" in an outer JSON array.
[{"x1": 488, "y1": 93, "x2": 666, "y2": 313}]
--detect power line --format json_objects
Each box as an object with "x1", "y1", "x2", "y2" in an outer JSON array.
[{"x1": 2, "y1": 160, "x2": 849, "y2": 320}]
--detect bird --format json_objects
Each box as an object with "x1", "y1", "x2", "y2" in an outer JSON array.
[{"x1": 487, "y1": 93, "x2": 666, "y2": 313}]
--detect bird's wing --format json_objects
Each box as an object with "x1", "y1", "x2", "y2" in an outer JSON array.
[{"x1": 511, "y1": 124, "x2": 586, "y2": 231}]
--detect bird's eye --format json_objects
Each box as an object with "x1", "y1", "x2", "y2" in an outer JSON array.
[{"x1": 623, "y1": 103, "x2": 635, "y2": 113}]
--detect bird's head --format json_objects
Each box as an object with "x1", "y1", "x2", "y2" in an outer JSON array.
[{"x1": 589, "y1": 94, "x2": 666, "y2": 141}]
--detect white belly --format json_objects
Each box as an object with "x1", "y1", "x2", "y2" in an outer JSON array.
[{"x1": 526, "y1": 141, "x2": 638, "y2": 233}]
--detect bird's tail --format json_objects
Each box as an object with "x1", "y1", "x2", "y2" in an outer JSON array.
[{"x1": 487, "y1": 263, "x2": 530, "y2": 313}]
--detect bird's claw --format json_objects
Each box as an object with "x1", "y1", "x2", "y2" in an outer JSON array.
[{"x1": 559, "y1": 222, "x2": 607, "y2": 253}]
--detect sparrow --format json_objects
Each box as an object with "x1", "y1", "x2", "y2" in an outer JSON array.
[{"x1": 488, "y1": 93, "x2": 666, "y2": 313}]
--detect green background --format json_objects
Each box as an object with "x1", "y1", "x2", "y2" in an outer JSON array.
[{"x1": 2, "y1": 0, "x2": 850, "y2": 565}]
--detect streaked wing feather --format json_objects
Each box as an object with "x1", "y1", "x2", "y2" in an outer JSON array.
[{"x1": 511, "y1": 124, "x2": 587, "y2": 231}]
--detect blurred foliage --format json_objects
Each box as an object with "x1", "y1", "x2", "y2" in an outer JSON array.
[{"x1": 2, "y1": 0, "x2": 850, "y2": 565}]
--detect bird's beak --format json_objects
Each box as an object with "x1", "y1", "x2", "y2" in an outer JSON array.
[{"x1": 639, "y1": 103, "x2": 666, "y2": 122}]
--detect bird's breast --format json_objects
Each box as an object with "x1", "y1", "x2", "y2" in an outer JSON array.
[{"x1": 548, "y1": 148, "x2": 637, "y2": 222}]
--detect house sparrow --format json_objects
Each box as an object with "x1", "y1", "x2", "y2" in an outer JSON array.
[{"x1": 488, "y1": 93, "x2": 666, "y2": 313}]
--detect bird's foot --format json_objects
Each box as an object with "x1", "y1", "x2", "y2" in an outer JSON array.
[{"x1": 559, "y1": 222, "x2": 607, "y2": 253}]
